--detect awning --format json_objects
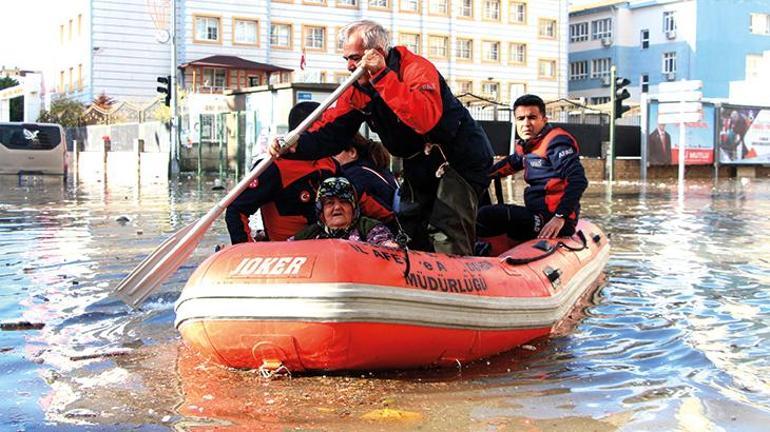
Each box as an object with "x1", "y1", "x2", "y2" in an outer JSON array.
[{"x1": 179, "y1": 55, "x2": 293, "y2": 73}]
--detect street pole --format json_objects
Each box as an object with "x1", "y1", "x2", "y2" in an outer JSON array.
[
  {"x1": 608, "y1": 65, "x2": 616, "y2": 184},
  {"x1": 169, "y1": 0, "x2": 179, "y2": 175}
]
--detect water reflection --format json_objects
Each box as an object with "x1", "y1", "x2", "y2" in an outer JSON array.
[{"x1": 1, "y1": 173, "x2": 770, "y2": 430}]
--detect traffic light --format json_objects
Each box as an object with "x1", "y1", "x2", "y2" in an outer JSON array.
[
  {"x1": 156, "y1": 75, "x2": 171, "y2": 107},
  {"x1": 613, "y1": 77, "x2": 631, "y2": 119}
]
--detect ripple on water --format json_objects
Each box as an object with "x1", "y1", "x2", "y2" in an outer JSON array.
[{"x1": 3, "y1": 176, "x2": 770, "y2": 430}]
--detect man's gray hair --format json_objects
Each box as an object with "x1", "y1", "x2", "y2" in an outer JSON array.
[{"x1": 339, "y1": 20, "x2": 390, "y2": 51}]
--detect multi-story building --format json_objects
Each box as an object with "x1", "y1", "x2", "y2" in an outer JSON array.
[
  {"x1": 51, "y1": 0, "x2": 570, "y2": 105},
  {"x1": 567, "y1": 0, "x2": 770, "y2": 106}
]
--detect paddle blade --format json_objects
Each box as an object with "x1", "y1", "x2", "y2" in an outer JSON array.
[{"x1": 114, "y1": 221, "x2": 201, "y2": 309}]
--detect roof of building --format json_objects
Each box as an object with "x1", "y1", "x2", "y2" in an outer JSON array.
[
  {"x1": 179, "y1": 55, "x2": 293, "y2": 72},
  {"x1": 569, "y1": 0, "x2": 628, "y2": 14}
]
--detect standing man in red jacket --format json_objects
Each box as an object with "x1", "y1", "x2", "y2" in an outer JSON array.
[
  {"x1": 477, "y1": 94, "x2": 588, "y2": 242},
  {"x1": 270, "y1": 20, "x2": 493, "y2": 256}
]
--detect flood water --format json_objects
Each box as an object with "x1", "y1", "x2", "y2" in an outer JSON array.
[{"x1": 1, "y1": 170, "x2": 770, "y2": 431}]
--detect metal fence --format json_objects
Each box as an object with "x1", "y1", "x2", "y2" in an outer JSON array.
[{"x1": 67, "y1": 121, "x2": 170, "y2": 153}]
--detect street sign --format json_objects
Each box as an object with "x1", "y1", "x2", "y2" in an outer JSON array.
[
  {"x1": 657, "y1": 91, "x2": 703, "y2": 102},
  {"x1": 297, "y1": 91, "x2": 312, "y2": 101},
  {"x1": 658, "y1": 102, "x2": 703, "y2": 114},
  {"x1": 659, "y1": 80, "x2": 703, "y2": 92},
  {"x1": 657, "y1": 111, "x2": 703, "y2": 124}
]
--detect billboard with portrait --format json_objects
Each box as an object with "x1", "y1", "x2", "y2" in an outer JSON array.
[
  {"x1": 718, "y1": 105, "x2": 770, "y2": 164},
  {"x1": 646, "y1": 100, "x2": 715, "y2": 166}
]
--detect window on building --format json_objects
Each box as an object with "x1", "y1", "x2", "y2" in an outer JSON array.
[
  {"x1": 570, "y1": 22, "x2": 588, "y2": 42},
  {"x1": 591, "y1": 96, "x2": 610, "y2": 105},
  {"x1": 663, "y1": 11, "x2": 677, "y2": 32},
  {"x1": 460, "y1": 0, "x2": 473, "y2": 18},
  {"x1": 337, "y1": 0, "x2": 357, "y2": 5},
  {"x1": 78, "y1": 14, "x2": 82, "y2": 36},
  {"x1": 369, "y1": 0, "x2": 389, "y2": 9},
  {"x1": 482, "y1": 81, "x2": 499, "y2": 99},
  {"x1": 68, "y1": 19, "x2": 72, "y2": 41},
  {"x1": 640, "y1": 74, "x2": 649, "y2": 93},
  {"x1": 538, "y1": 59, "x2": 556, "y2": 79},
  {"x1": 401, "y1": 0, "x2": 419, "y2": 12},
  {"x1": 428, "y1": 36, "x2": 448, "y2": 58},
  {"x1": 59, "y1": 24, "x2": 64, "y2": 45},
  {"x1": 482, "y1": 41, "x2": 500, "y2": 62},
  {"x1": 591, "y1": 57, "x2": 611, "y2": 78},
  {"x1": 234, "y1": 19, "x2": 258, "y2": 45},
  {"x1": 483, "y1": 0, "x2": 500, "y2": 21},
  {"x1": 270, "y1": 23, "x2": 292, "y2": 48},
  {"x1": 569, "y1": 61, "x2": 588, "y2": 80},
  {"x1": 203, "y1": 68, "x2": 227, "y2": 90},
  {"x1": 591, "y1": 18, "x2": 612, "y2": 39},
  {"x1": 663, "y1": 51, "x2": 677, "y2": 73},
  {"x1": 539, "y1": 19, "x2": 557, "y2": 39},
  {"x1": 746, "y1": 54, "x2": 763, "y2": 79},
  {"x1": 195, "y1": 16, "x2": 220, "y2": 42},
  {"x1": 456, "y1": 38, "x2": 473, "y2": 60},
  {"x1": 429, "y1": 0, "x2": 448, "y2": 15},
  {"x1": 335, "y1": 27, "x2": 345, "y2": 51},
  {"x1": 304, "y1": 26, "x2": 326, "y2": 50},
  {"x1": 248, "y1": 76, "x2": 260, "y2": 87},
  {"x1": 750, "y1": 13, "x2": 770, "y2": 35},
  {"x1": 457, "y1": 80, "x2": 473, "y2": 94},
  {"x1": 509, "y1": 1, "x2": 526, "y2": 24},
  {"x1": 68, "y1": 67, "x2": 73, "y2": 92},
  {"x1": 59, "y1": 70, "x2": 64, "y2": 93},
  {"x1": 400, "y1": 33, "x2": 421, "y2": 54},
  {"x1": 640, "y1": 29, "x2": 649, "y2": 49},
  {"x1": 77, "y1": 64, "x2": 83, "y2": 90},
  {"x1": 304, "y1": 0, "x2": 326, "y2": 4},
  {"x1": 509, "y1": 42, "x2": 526, "y2": 64},
  {"x1": 510, "y1": 82, "x2": 526, "y2": 101}
]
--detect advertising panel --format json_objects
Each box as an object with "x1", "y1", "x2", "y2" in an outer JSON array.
[
  {"x1": 647, "y1": 100, "x2": 715, "y2": 165},
  {"x1": 719, "y1": 105, "x2": 770, "y2": 164}
]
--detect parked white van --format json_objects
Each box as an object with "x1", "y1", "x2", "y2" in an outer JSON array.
[{"x1": 0, "y1": 122, "x2": 68, "y2": 175}]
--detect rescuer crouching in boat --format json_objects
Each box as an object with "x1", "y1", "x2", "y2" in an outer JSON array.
[
  {"x1": 290, "y1": 177, "x2": 398, "y2": 248},
  {"x1": 476, "y1": 94, "x2": 588, "y2": 256}
]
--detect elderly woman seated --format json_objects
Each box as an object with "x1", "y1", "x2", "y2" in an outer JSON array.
[{"x1": 291, "y1": 177, "x2": 398, "y2": 247}]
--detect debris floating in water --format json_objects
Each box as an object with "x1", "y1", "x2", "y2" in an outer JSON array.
[
  {"x1": 69, "y1": 348, "x2": 133, "y2": 361},
  {"x1": 0, "y1": 321, "x2": 45, "y2": 331}
]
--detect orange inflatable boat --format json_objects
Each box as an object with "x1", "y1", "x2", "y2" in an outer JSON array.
[{"x1": 175, "y1": 220, "x2": 609, "y2": 372}]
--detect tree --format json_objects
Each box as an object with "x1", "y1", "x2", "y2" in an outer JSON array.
[
  {"x1": 37, "y1": 97, "x2": 86, "y2": 127},
  {"x1": 1, "y1": 77, "x2": 24, "y2": 121},
  {"x1": 0, "y1": 76, "x2": 19, "y2": 90}
]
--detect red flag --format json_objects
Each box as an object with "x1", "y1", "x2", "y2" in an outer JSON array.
[{"x1": 300, "y1": 49, "x2": 306, "y2": 70}]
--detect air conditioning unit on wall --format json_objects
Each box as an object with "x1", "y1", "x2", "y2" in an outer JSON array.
[
  {"x1": 665, "y1": 71, "x2": 677, "y2": 81},
  {"x1": 601, "y1": 76, "x2": 611, "y2": 86},
  {"x1": 601, "y1": 37, "x2": 613, "y2": 47},
  {"x1": 665, "y1": 30, "x2": 677, "y2": 39}
]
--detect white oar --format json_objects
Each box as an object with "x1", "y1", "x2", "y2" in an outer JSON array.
[{"x1": 114, "y1": 66, "x2": 366, "y2": 309}]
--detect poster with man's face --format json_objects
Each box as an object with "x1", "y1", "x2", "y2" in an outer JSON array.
[
  {"x1": 719, "y1": 105, "x2": 770, "y2": 164},
  {"x1": 647, "y1": 100, "x2": 715, "y2": 166}
]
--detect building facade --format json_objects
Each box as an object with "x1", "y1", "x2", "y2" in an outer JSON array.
[
  {"x1": 568, "y1": 0, "x2": 770, "y2": 105},
  {"x1": 51, "y1": 0, "x2": 569, "y2": 105}
]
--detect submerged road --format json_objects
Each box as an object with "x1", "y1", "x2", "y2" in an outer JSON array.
[{"x1": 1, "y1": 172, "x2": 769, "y2": 431}]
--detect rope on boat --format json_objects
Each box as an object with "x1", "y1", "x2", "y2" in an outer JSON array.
[{"x1": 503, "y1": 230, "x2": 588, "y2": 266}]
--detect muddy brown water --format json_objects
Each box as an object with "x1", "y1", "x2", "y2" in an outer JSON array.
[{"x1": 1, "y1": 172, "x2": 769, "y2": 431}]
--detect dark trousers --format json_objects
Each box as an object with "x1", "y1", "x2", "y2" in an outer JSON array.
[
  {"x1": 398, "y1": 155, "x2": 487, "y2": 256},
  {"x1": 476, "y1": 204, "x2": 576, "y2": 242}
]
